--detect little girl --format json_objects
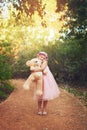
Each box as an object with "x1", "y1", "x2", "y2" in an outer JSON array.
[{"x1": 35, "y1": 51, "x2": 60, "y2": 115}]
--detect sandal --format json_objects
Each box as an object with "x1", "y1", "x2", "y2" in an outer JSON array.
[
  {"x1": 38, "y1": 111, "x2": 42, "y2": 115},
  {"x1": 43, "y1": 111, "x2": 47, "y2": 115}
]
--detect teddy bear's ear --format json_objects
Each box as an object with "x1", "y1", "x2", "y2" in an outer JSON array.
[{"x1": 26, "y1": 60, "x2": 30, "y2": 66}]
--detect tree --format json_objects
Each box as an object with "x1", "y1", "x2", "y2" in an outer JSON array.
[
  {"x1": 56, "y1": 0, "x2": 67, "y2": 11},
  {"x1": 13, "y1": 0, "x2": 46, "y2": 18},
  {"x1": 56, "y1": 0, "x2": 87, "y2": 39},
  {"x1": 55, "y1": 0, "x2": 87, "y2": 84}
]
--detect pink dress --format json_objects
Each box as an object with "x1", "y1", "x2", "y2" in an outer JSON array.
[{"x1": 36, "y1": 66, "x2": 60, "y2": 101}]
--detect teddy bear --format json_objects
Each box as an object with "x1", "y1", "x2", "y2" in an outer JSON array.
[{"x1": 23, "y1": 58, "x2": 43, "y2": 96}]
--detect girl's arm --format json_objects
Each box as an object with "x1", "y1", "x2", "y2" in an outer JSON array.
[{"x1": 41, "y1": 61, "x2": 47, "y2": 71}]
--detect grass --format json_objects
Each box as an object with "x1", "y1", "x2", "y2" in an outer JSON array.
[{"x1": 59, "y1": 84, "x2": 87, "y2": 107}]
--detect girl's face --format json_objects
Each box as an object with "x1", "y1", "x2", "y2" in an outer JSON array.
[{"x1": 38, "y1": 55, "x2": 46, "y2": 61}]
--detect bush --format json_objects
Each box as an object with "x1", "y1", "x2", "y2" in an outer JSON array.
[
  {"x1": 0, "y1": 91, "x2": 8, "y2": 101},
  {"x1": 11, "y1": 38, "x2": 87, "y2": 84},
  {"x1": 12, "y1": 43, "x2": 43, "y2": 78},
  {"x1": 0, "y1": 47, "x2": 14, "y2": 102},
  {"x1": 0, "y1": 55, "x2": 12, "y2": 80},
  {"x1": 0, "y1": 82, "x2": 14, "y2": 94},
  {"x1": 48, "y1": 38, "x2": 87, "y2": 84},
  {"x1": 0, "y1": 82, "x2": 14, "y2": 102}
]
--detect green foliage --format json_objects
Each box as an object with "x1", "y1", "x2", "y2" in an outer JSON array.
[
  {"x1": 57, "y1": 38, "x2": 87, "y2": 82},
  {"x1": 0, "y1": 55, "x2": 12, "y2": 80},
  {"x1": 11, "y1": 38, "x2": 87, "y2": 84},
  {"x1": 0, "y1": 42, "x2": 14, "y2": 102},
  {"x1": 60, "y1": 84, "x2": 87, "y2": 107},
  {"x1": 68, "y1": 1, "x2": 87, "y2": 39},
  {"x1": 3, "y1": 0, "x2": 86, "y2": 84},
  {"x1": 0, "y1": 91, "x2": 8, "y2": 101},
  {"x1": 56, "y1": 0, "x2": 87, "y2": 39},
  {"x1": 0, "y1": 82, "x2": 14, "y2": 102},
  {"x1": 48, "y1": 38, "x2": 87, "y2": 83},
  {"x1": 0, "y1": 82, "x2": 14, "y2": 94},
  {"x1": 64, "y1": 86, "x2": 83, "y2": 97},
  {"x1": 12, "y1": 43, "x2": 42, "y2": 78}
]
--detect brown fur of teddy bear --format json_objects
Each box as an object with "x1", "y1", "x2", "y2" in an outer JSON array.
[{"x1": 23, "y1": 58, "x2": 43, "y2": 96}]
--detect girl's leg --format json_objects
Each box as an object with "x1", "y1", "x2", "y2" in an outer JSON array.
[
  {"x1": 38, "y1": 100, "x2": 43, "y2": 114},
  {"x1": 43, "y1": 100, "x2": 48, "y2": 114}
]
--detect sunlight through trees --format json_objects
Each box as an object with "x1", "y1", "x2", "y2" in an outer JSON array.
[{"x1": 0, "y1": 0, "x2": 68, "y2": 46}]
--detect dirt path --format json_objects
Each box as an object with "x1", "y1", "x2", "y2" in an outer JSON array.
[{"x1": 0, "y1": 79, "x2": 87, "y2": 130}]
